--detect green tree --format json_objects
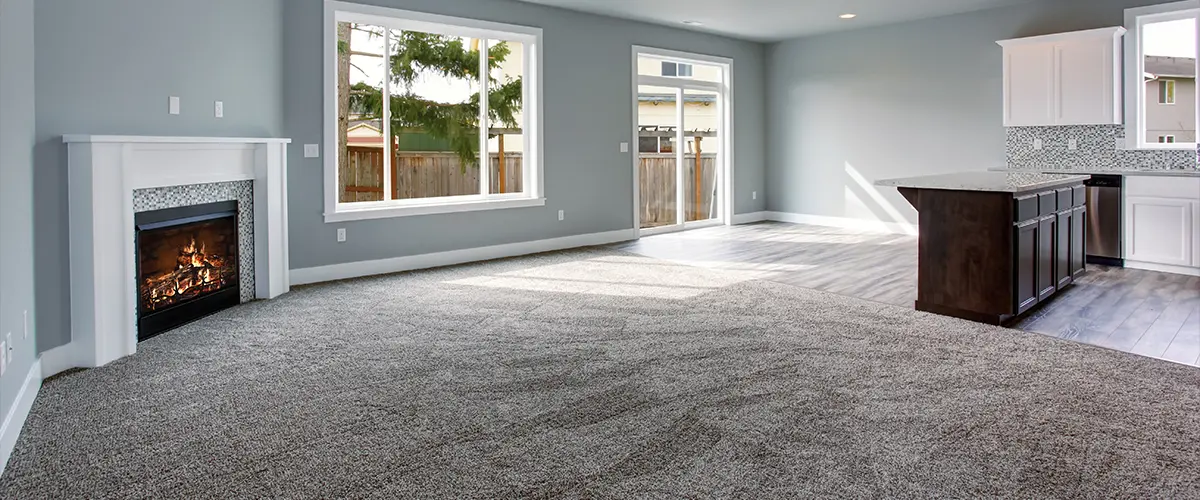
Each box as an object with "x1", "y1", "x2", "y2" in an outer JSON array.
[{"x1": 337, "y1": 24, "x2": 522, "y2": 171}]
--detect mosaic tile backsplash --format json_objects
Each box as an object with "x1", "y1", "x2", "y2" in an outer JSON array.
[
  {"x1": 133, "y1": 180, "x2": 255, "y2": 303},
  {"x1": 1006, "y1": 124, "x2": 1199, "y2": 171}
]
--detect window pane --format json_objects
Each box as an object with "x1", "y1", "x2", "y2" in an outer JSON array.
[
  {"x1": 387, "y1": 28, "x2": 482, "y2": 199},
  {"x1": 660, "y1": 61, "x2": 677, "y2": 77},
  {"x1": 638, "y1": 85, "x2": 678, "y2": 229},
  {"x1": 487, "y1": 39, "x2": 524, "y2": 194},
  {"x1": 684, "y1": 89, "x2": 719, "y2": 223},
  {"x1": 337, "y1": 22, "x2": 387, "y2": 203},
  {"x1": 1143, "y1": 18, "x2": 1196, "y2": 143}
]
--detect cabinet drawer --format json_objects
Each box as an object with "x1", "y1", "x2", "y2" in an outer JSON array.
[
  {"x1": 1057, "y1": 188, "x2": 1073, "y2": 211},
  {"x1": 1073, "y1": 185, "x2": 1086, "y2": 207},
  {"x1": 1125, "y1": 175, "x2": 1200, "y2": 200},
  {"x1": 1015, "y1": 194, "x2": 1039, "y2": 222},
  {"x1": 1039, "y1": 191, "x2": 1058, "y2": 216}
]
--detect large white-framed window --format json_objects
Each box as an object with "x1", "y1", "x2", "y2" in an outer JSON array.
[
  {"x1": 323, "y1": 1, "x2": 543, "y2": 223},
  {"x1": 1124, "y1": 1, "x2": 1198, "y2": 150}
]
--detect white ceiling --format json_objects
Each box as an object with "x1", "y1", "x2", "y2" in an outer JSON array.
[{"x1": 515, "y1": 0, "x2": 1046, "y2": 42}]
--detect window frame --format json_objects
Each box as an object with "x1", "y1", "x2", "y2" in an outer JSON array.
[
  {"x1": 1124, "y1": 1, "x2": 1198, "y2": 151},
  {"x1": 632, "y1": 46, "x2": 735, "y2": 234},
  {"x1": 1160, "y1": 79, "x2": 1177, "y2": 104},
  {"x1": 322, "y1": 1, "x2": 544, "y2": 223}
]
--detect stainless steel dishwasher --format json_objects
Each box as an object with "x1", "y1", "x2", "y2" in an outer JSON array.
[{"x1": 1085, "y1": 174, "x2": 1123, "y2": 266}]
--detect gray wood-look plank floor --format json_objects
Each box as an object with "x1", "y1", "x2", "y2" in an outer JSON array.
[{"x1": 616, "y1": 221, "x2": 1200, "y2": 368}]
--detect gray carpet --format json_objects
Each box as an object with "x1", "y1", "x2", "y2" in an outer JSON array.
[{"x1": 3, "y1": 247, "x2": 1200, "y2": 498}]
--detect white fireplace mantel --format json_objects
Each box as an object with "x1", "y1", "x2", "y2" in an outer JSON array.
[{"x1": 61, "y1": 135, "x2": 291, "y2": 371}]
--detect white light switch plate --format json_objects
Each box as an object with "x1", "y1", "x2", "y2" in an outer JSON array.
[
  {"x1": 558, "y1": 210, "x2": 564, "y2": 221},
  {"x1": 0, "y1": 341, "x2": 6, "y2": 375},
  {"x1": 337, "y1": 228, "x2": 346, "y2": 242},
  {"x1": 1068, "y1": 139, "x2": 1077, "y2": 150},
  {"x1": 620, "y1": 142, "x2": 629, "y2": 153},
  {"x1": 169, "y1": 96, "x2": 180, "y2": 115},
  {"x1": 214, "y1": 101, "x2": 224, "y2": 118},
  {"x1": 1033, "y1": 138, "x2": 1043, "y2": 150},
  {"x1": 304, "y1": 144, "x2": 320, "y2": 158}
]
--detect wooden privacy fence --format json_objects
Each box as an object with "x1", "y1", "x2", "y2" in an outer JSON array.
[
  {"x1": 340, "y1": 148, "x2": 523, "y2": 202},
  {"x1": 339, "y1": 147, "x2": 718, "y2": 228},
  {"x1": 640, "y1": 153, "x2": 718, "y2": 228}
]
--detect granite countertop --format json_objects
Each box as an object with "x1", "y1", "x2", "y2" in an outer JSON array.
[
  {"x1": 989, "y1": 167, "x2": 1200, "y2": 178},
  {"x1": 876, "y1": 171, "x2": 1090, "y2": 193}
]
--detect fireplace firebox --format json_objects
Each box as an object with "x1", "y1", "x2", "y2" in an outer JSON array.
[{"x1": 135, "y1": 200, "x2": 240, "y2": 341}]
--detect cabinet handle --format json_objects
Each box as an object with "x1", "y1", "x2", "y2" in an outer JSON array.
[{"x1": 1016, "y1": 218, "x2": 1038, "y2": 228}]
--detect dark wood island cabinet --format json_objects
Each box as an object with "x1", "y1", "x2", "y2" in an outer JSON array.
[{"x1": 877, "y1": 172, "x2": 1090, "y2": 325}]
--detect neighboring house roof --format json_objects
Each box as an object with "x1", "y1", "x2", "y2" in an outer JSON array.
[
  {"x1": 349, "y1": 119, "x2": 382, "y2": 131},
  {"x1": 1146, "y1": 56, "x2": 1196, "y2": 79}
]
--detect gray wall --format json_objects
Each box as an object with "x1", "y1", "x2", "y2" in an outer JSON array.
[
  {"x1": 1, "y1": 0, "x2": 37, "y2": 421},
  {"x1": 33, "y1": 0, "x2": 284, "y2": 351},
  {"x1": 283, "y1": 0, "x2": 766, "y2": 270},
  {"x1": 765, "y1": 0, "x2": 1170, "y2": 225}
]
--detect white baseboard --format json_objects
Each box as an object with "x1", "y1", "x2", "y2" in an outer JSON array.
[
  {"x1": 732, "y1": 211, "x2": 768, "y2": 225},
  {"x1": 290, "y1": 228, "x2": 639, "y2": 286},
  {"x1": 1124, "y1": 260, "x2": 1200, "y2": 277},
  {"x1": 1, "y1": 359, "x2": 41, "y2": 476},
  {"x1": 39, "y1": 343, "x2": 79, "y2": 379},
  {"x1": 763, "y1": 211, "x2": 919, "y2": 236}
]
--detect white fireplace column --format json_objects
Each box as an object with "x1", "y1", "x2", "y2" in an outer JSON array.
[{"x1": 60, "y1": 135, "x2": 291, "y2": 371}]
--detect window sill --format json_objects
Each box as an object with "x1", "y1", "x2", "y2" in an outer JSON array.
[
  {"x1": 324, "y1": 197, "x2": 546, "y2": 223},
  {"x1": 1126, "y1": 143, "x2": 1197, "y2": 151}
]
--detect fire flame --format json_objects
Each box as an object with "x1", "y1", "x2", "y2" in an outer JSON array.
[{"x1": 143, "y1": 234, "x2": 230, "y2": 311}]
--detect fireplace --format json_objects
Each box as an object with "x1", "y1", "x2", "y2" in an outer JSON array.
[{"x1": 135, "y1": 200, "x2": 241, "y2": 341}]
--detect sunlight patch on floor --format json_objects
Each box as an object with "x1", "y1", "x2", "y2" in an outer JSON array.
[{"x1": 444, "y1": 256, "x2": 772, "y2": 299}]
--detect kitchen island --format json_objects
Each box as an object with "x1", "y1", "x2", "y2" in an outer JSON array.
[{"x1": 877, "y1": 171, "x2": 1091, "y2": 325}]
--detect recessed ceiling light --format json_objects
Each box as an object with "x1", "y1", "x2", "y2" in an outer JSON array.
[
  {"x1": 839, "y1": 13, "x2": 857, "y2": 19},
  {"x1": 682, "y1": 20, "x2": 704, "y2": 26}
]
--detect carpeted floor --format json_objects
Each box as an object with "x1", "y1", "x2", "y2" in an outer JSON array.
[{"x1": 3, "y1": 247, "x2": 1200, "y2": 498}]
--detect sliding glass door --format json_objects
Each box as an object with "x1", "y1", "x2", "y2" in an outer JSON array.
[{"x1": 635, "y1": 50, "x2": 730, "y2": 234}]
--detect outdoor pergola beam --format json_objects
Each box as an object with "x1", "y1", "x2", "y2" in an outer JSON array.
[{"x1": 638, "y1": 130, "x2": 717, "y2": 138}]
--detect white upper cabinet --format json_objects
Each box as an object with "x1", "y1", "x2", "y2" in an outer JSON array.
[{"x1": 998, "y1": 27, "x2": 1126, "y2": 127}]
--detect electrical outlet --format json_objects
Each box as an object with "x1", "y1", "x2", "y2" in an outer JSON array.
[
  {"x1": 1033, "y1": 138, "x2": 1043, "y2": 150},
  {"x1": 215, "y1": 100, "x2": 224, "y2": 118},
  {"x1": 752, "y1": 191, "x2": 758, "y2": 200},
  {"x1": 619, "y1": 142, "x2": 629, "y2": 153},
  {"x1": 336, "y1": 228, "x2": 347, "y2": 243},
  {"x1": 304, "y1": 144, "x2": 320, "y2": 158},
  {"x1": 169, "y1": 96, "x2": 180, "y2": 115},
  {"x1": 558, "y1": 210, "x2": 565, "y2": 221},
  {"x1": 1068, "y1": 138, "x2": 1077, "y2": 150}
]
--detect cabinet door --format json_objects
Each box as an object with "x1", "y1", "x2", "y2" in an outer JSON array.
[
  {"x1": 1071, "y1": 206, "x2": 1087, "y2": 278},
  {"x1": 1125, "y1": 196, "x2": 1194, "y2": 267},
  {"x1": 1056, "y1": 211, "x2": 1072, "y2": 288},
  {"x1": 1038, "y1": 216, "x2": 1058, "y2": 301},
  {"x1": 1015, "y1": 220, "x2": 1040, "y2": 314},
  {"x1": 1054, "y1": 39, "x2": 1117, "y2": 125},
  {"x1": 1004, "y1": 44, "x2": 1054, "y2": 126}
]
